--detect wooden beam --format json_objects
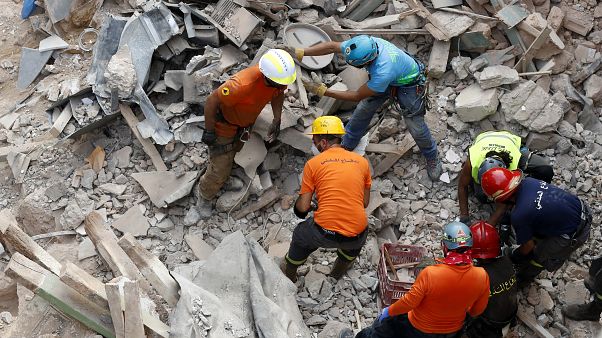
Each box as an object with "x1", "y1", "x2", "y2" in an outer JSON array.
[
  {"x1": 0, "y1": 209, "x2": 62, "y2": 275},
  {"x1": 514, "y1": 26, "x2": 551, "y2": 72},
  {"x1": 233, "y1": 187, "x2": 281, "y2": 220},
  {"x1": 118, "y1": 233, "x2": 179, "y2": 306},
  {"x1": 123, "y1": 279, "x2": 145, "y2": 338},
  {"x1": 50, "y1": 104, "x2": 73, "y2": 138},
  {"x1": 105, "y1": 279, "x2": 126, "y2": 338},
  {"x1": 60, "y1": 262, "x2": 108, "y2": 309},
  {"x1": 517, "y1": 310, "x2": 554, "y2": 338},
  {"x1": 405, "y1": 0, "x2": 450, "y2": 40},
  {"x1": 437, "y1": 7, "x2": 498, "y2": 21},
  {"x1": 372, "y1": 133, "x2": 416, "y2": 177},
  {"x1": 119, "y1": 105, "x2": 168, "y2": 172},
  {"x1": 5, "y1": 253, "x2": 116, "y2": 338}
]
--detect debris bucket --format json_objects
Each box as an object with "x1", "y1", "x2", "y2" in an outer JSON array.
[{"x1": 377, "y1": 243, "x2": 427, "y2": 307}]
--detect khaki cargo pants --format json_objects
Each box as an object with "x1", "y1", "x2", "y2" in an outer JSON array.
[{"x1": 197, "y1": 136, "x2": 243, "y2": 200}]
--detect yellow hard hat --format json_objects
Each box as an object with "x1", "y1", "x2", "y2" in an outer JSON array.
[{"x1": 309, "y1": 116, "x2": 346, "y2": 135}]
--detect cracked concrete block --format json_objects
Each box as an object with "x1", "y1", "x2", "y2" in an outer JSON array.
[
  {"x1": 111, "y1": 204, "x2": 149, "y2": 237},
  {"x1": 477, "y1": 65, "x2": 519, "y2": 89},
  {"x1": 455, "y1": 83, "x2": 499, "y2": 122},
  {"x1": 584, "y1": 74, "x2": 602, "y2": 102}
]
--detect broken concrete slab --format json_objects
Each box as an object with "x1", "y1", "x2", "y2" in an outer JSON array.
[
  {"x1": 112, "y1": 146, "x2": 132, "y2": 169},
  {"x1": 17, "y1": 48, "x2": 53, "y2": 89},
  {"x1": 111, "y1": 205, "x2": 149, "y2": 237},
  {"x1": 39, "y1": 35, "x2": 69, "y2": 52},
  {"x1": 267, "y1": 242, "x2": 290, "y2": 258},
  {"x1": 131, "y1": 171, "x2": 199, "y2": 208},
  {"x1": 184, "y1": 234, "x2": 214, "y2": 260},
  {"x1": 45, "y1": 0, "x2": 75, "y2": 23},
  {"x1": 7, "y1": 151, "x2": 30, "y2": 184},
  {"x1": 196, "y1": 1, "x2": 262, "y2": 47},
  {"x1": 432, "y1": 0, "x2": 462, "y2": 9},
  {"x1": 454, "y1": 83, "x2": 499, "y2": 122},
  {"x1": 429, "y1": 11, "x2": 475, "y2": 39},
  {"x1": 104, "y1": 45, "x2": 137, "y2": 99},
  {"x1": 317, "y1": 82, "x2": 348, "y2": 115},
  {"x1": 495, "y1": 4, "x2": 529, "y2": 28},
  {"x1": 584, "y1": 74, "x2": 602, "y2": 102},
  {"x1": 427, "y1": 40, "x2": 450, "y2": 79},
  {"x1": 338, "y1": 66, "x2": 369, "y2": 111},
  {"x1": 450, "y1": 56, "x2": 471, "y2": 80},
  {"x1": 278, "y1": 127, "x2": 313, "y2": 154},
  {"x1": 234, "y1": 133, "x2": 267, "y2": 179},
  {"x1": 562, "y1": 6, "x2": 594, "y2": 36},
  {"x1": 477, "y1": 65, "x2": 520, "y2": 89},
  {"x1": 78, "y1": 237, "x2": 97, "y2": 260},
  {"x1": 98, "y1": 183, "x2": 127, "y2": 195}
]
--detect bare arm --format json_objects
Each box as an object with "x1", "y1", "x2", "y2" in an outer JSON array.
[
  {"x1": 303, "y1": 41, "x2": 342, "y2": 57},
  {"x1": 363, "y1": 188, "x2": 371, "y2": 208},
  {"x1": 204, "y1": 91, "x2": 220, "y2": 131},
  {"x1": 295, "y1": 192, "x2": 313, "y2": 213},
  {"x1": 458, "y1": 160, "x2": 472, "y2": 219},
  {"x1": 270, "y1": 92, "x2": 284, "y2": 122},
  {"x1": 325, "y1": 83, "x2": 376, "y2": 102},
  {"x1": 487, "y1": 203, "x2": 508, "y2": 226}
]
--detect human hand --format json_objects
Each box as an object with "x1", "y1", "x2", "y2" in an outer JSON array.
[
  {"x1": 202, "y1": 129, "x2": 216, "y2": 146},
  {"x1": 276, "y1": 44, "x2": 304, "y2": 61},
  {"x1": 267, "y1": 120, "x2": 281, "y2": 143},
  {"x1": 302, "y1": 80, "x2": 327, "y2": 97}
]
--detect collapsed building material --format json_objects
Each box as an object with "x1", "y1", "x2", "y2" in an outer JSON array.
[
  {"x1": 345, "y1": 0, "x2": 385, "y2": 21},
  {"x1": 5, "y1": 253, "x2": 115, "y2": 338},
  {"x1": 118, "y1": 233, "x2": 179, "y2": 307},
  {"x1": 431, "y1": 0, "x2": 463, "y2": 9},
  {"x1": 427, "y1": 40, "x2": 451, "y2": 79},
  {"x1": 561, "y1": 6, "x2": 594, "y2": 36},
  {"x1": 131, "y1": 171, "x2": 199, "y2": 208},
  {"x1": 105, "y1": 277, "x2": 145, "y2": 338},
  {"x1": 50, "y1": 104, "x2": 73, "y2": 137},
  {"x1": 372, "y1": 133, "x2": 416, "y2": 177},
  {"x1": 514, "y1": 26, "x2": 551, "y2": 72},
  {"x1": 234, "y1": 133, "x2": 268, "y2": 178},
  {"x1": 478, "y1": 65, "x2": 520, "y2": 89},
  {"x1": 17, "y1": 48, "x2": 53, "y2": 89},
  {"x1": 495, "y1": 4, "x2": 529, "y2": 28},
  {"x1": 111, "y1": 205, "x2": 150, "y2": 237},
  {"x1": 517, "y1": 310, "x2": 554, "y2": 338},
  {"x1": 7, "y1": 151, "x2": 30, "y2": 184},
  {"x1": 196, "y1": 0, "x2": 262, "y2": 47},
  {"x1": 120, "y1": 105, "x2": 168, "y2": 172},
  {"x1": 454, "y1": 83, "x2": 499, "y2": 122},
  {"x1": 39, "y1": 35, "x2": 69, "y2": 52},
  {"x1": 571, "y1": 57, "x2": 602, "y2": 86},
  {"x1": 0, "y1": 209, "x2": 62, "y2": 275},
  {"x1": 233, "y1": 187, "x2": 281, "y2": 220}
]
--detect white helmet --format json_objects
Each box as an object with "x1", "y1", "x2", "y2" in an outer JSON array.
[{"x1": 258, "y1": 49, "x2": 297, "y2": 85}]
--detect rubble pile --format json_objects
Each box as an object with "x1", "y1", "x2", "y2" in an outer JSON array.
[{"x1": 0, "y1": 0, "x2": 600, "y2": 337}]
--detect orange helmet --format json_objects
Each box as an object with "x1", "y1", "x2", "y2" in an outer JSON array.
[
  {"x1": 481, "y1": 168, "x2": 523, "y2": 202},
  {"x1": 470, "y1": 221, "x2": 501, "y2": 259}
]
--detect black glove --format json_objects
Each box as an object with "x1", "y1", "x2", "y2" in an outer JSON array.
[
  {"x1": 202, "y1": 129, "x2": 216, "y2": 146},
  {"x1": 509, "y1": 247, "x2": 529, "y2": 264},
  {"x1": 459, "y1": 215, "x2": 470, "y2": 224},
  {"x1": 293, "y1": 204, "x2": 309, "y2": 219}
]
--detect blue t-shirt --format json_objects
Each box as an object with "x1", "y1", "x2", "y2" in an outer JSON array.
[
  {"x1": 340, "y1": 37, "x2": 420, "y2": 93},
  {"x1": 511, "y1": 177, "x2": 582, "y2": 244}
]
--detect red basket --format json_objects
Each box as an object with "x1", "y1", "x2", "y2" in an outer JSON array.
[{"x1": 377, "y1": 243, "x2": 428, "y2": 307}]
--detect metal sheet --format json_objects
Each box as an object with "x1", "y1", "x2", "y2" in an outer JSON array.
[
  {"x1": 495, "y1": 4, "x2": 529, "y2": 28},
  {"x1": 17, "y1": 48, "x2": 53, "y2": 89},
  {"x1": 45, "y1": 0, "x2": 74, "y2": 23},
  {"x1": 87, "y1": 16, "x2": 128, "y2": 94},
  {"x1": 284, "y1": 23, "x2": 334, "y2": 70}
]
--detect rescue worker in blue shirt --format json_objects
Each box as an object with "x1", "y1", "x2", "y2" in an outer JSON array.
[
  {"x1": 280, "y1": 35, "x2": 442, "y2": 180},
  {"x1": 481, "y1": 168, "x2": 592, "y2": 287}
]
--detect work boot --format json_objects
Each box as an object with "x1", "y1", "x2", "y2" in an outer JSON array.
[
  {"x1": 280, "y1": 259, "x2": 299, "y2": 283},
  {"x1": 584, "y1": 275, "x2": 595, "y2": 293},
  {"x1": 338, "y1": 328, "x2": 354, "y2": 338},
  {"x1": 562, "y1": 297, "x2": 602, "y2": 321},
  {"x1": 330, "y1": 257, "x2": 354, "y2": 280},
  {"x1": 426, "y1": 155, "x2": 443, "y2": 181}
]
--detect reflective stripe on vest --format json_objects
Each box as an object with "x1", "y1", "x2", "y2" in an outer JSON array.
[{"x1": 469, "y1": 131, "x2": 522, "y2": 183}]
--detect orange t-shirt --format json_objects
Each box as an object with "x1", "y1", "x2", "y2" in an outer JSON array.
[
  {"x1": 300, "y1": 147, "x2": 371, "y2": 237},
  {"x1": 215, "y1": 65, "x2": 284, "y2": 137},
  {"x1": 388, "y1": 263, "x2": 490, "y2": 334}
]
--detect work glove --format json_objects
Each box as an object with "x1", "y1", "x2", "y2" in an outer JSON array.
[
  {"x1": 378, "y1": 307, "x2": 390, "y2": 322},
  {"x1": 506, "y1": 246, "x2": 529, "y2": 264},
  {"x1": 202, "y1": 129, "x2": 217, "y2": 146},
  {"x1": 303, "y1": 80, "x2": 327, "y2": 97},
  {"x1": 267, "y1": 120, "x2": 281, "y2": 143},
  {"x1": 276, "y1": 44, "x2": 304, "y2": 61}
]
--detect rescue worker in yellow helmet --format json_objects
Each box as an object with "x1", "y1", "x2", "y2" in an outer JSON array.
[
  {"x1": 282, "y1": 116, "x2": 372, "y2": 282},
  {"x1": 197, "y1": 49, "x2": 296, "y2": 206}
]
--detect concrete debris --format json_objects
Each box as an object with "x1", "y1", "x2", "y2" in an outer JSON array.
[
  {"x1": 477, "y1": 65, "x2": 519, "y2": 89},
  {"x1": 104, "y1": 45, "x2": 137, "y2": 99},
  {"x1": 132, "y1": 171, "x2": 199, "y2": 208},
  {"x1": 111, "y1": 204, "x2": 150, "y2": 237},
  {"x1": 38, "y1": 35, "x2": 69, "y2": 52},
  {"x1": 6, "y1": 151, "x2": 30, "y2": 184},
  {"x1": 583, "y1": 74, "x2": 602, "y2": 102},
  {"x1": 184, "y1": 234, "x2": 214, "y2": 260},
  {"x1": 78, "y1": 237, "x2": 97, "y2": 260},
  {"x1": 450, "y1": 56, "x2": 471, "y2": 80},
  {"x1": 17, "y1": 48, "x2": 53, "y2": 89},
  {"x1": 455, "y1": 83, "x2": 499, "y2": 122}
]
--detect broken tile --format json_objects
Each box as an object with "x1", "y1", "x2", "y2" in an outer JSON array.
[
  {"x1": 112, "y1": 146, "x2": 132, "y2": 169},
  {"x1": 7, "y1": 151, "x2": 31, "y2": 184},
  {"x1": 98, "y1": 183, "x2": 127, "y2": 195},
  {"x1": 184, "y1": 234, "x2": 215, "y2": 260},
  {"x1": 39, "y1": 35, "x2": 69, "y2": 52},
  {"x1": 17, "y1": 47, "x2": 53, "y2": 89},
  {"x1": 78, "y1": 237, "x2": 97, "y2": 260},
  {"x1": 111, "y1": 204, "x2": 150, "y2": 237},
  {"x1": 131, "y1": 171, "x2": 199, "y2": 208}
]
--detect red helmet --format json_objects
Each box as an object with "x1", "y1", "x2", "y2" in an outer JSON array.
[
  {"x1": 470, "y1": 221, "x2": 501, "y2": 259},
  {"x1": 481, "y1": 167, "x2": 523, "y2": 202}
]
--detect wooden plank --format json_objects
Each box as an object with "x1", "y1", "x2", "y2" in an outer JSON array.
[
  {"x1": 517, "y1": 310, "x2": 554, "y2": 338},
  {"x1": 123, "y1": 279, "x2": 145, "y2": 338},
  {"x1": 295, "y1": 64, "x2": 308, "y2": 109},
  {"x1": 118, "y1": 233, "x2": 179, "y2": 306},
  {"x1": 50, "y1": 104, "x2": 72, "y2": 137},
  {"x1": 372, "y1": 133, "x2": 416, "y2": 177},
  {"x1": 405, "y1": 0, "x2": 450, "y2": 40},
  {"x1": 84, "y1": 210, "x2": 119, "y2": 244},
  {"x1": 398, "y1": 9, "x2": 420, "y2": 20},
  {"x1": 60, "y1": 262, "x2": 108, "y2": 309},
  {"x1": 233, "y1": 187, "x2": 281, "y2": 220},
  {"x1": 119, "y1": 105, "x2": 168, "y2": 172},
  {"x1": 438, "y1": 7, "x2": 498, "y2": 21},
  {"x1": 0, "y1": 139, "x2": 54, "y2": 160},
  {"x1": 365, "y1": 143, "x2": 406, "y2": 154},
  {"x1": 514, "y1": 26, "x2": 551, "y2": 72},
  {"x1": 0, "y1": 209, "x2": 62, "y2": 275},
  {"x1": 105, "y1": 279, "x2": 125, "y2": 338},
  {"x1": 6, "y1": 253, "x2": 116, "y2": 338},
  {"x1": 333, "y1": 29, "x2": 430, "y2": 35}
]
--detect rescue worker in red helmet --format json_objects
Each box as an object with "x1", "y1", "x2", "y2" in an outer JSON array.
[
  {"x1": 481, "y1": 168, "x2": 592, "y2": 287},
  {"x1": 465, "y1": 221, "x2": 518, "y2": 338}
]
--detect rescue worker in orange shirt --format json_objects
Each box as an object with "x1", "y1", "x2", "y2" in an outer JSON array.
[
  {"x1": 352, "y1": 222, "x2": 490, "y2": 338},
  {"x1": 282, "y1": 116, "x2": 372, "y2": 283},
  {"x1": 197, "y1": 49, "x2": 296, "y2": 202}
]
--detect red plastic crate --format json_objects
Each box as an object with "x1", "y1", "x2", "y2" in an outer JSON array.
[{"x1": 377, "y1": 243, "x2": 428, "y2": 307}]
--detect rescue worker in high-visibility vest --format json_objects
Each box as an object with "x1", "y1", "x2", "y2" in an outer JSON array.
[
  {"x1": 197, "y1": 49, "x2": 296, "y2": 203},
  {"x1": 457, "y1": 130, "x2": 553, "y2": 225}
]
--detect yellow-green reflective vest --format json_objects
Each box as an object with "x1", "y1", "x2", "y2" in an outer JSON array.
[{"x1": 468, "y1": 131, "x2": 522, "y2": 183}]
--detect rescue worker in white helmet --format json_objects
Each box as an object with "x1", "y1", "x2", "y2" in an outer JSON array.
[{"x1": 196, "y1": 49, "x2": 296, "y2": 205}]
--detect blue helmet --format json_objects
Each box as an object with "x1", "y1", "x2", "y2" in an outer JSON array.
[
  {"x1": 442, "y1": 221, "x2": 473, "y2": 251},
  {"x1": 477, "y1": 156, "x2": 507, "y2": 184},
  {"x1": 342, "y1": 35, "x2": 379, "y2": 67}
]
